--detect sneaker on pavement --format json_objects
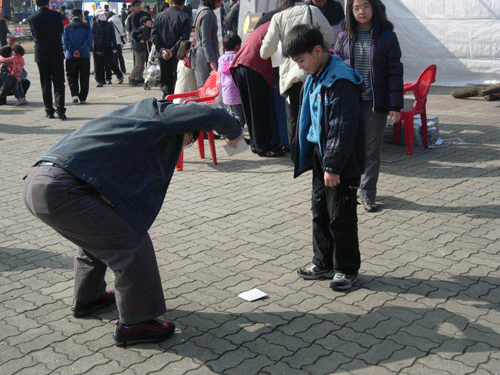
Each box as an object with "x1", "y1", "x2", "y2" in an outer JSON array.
[
  {"x1": 96, "y1": 82, "x2": 104, "y2": 87},
  {"x1": 117, "y1": 77, "x2": 124, "y2": 84},
  {"x1": 330, "y1": 273, "x2": 358, "y2": 291},
  {"x1": 72, "y1": 96, "x2": 79, "y2": 103},
  {"x1": 297, "y1": 264, "x2": 334, "y2": 280},
  {"x1": 113, "y1": 319, "x2": 175, "y2": 347},
  {"x1": 106, "y1": 80, "x2": 112, "y2": 85},
  {"x1": 14, "y1": 98, "x2": 25, "y2": 106},
  {"x1": 72, "y1": 291, "x2": 116, "y2": 317}
]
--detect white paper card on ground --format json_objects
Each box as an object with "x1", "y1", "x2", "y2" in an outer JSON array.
[
  {"x1": 238, "y1": 289, "x2": 267, "y2": 302},
  {"x1": 223, "y1": 138, "x2": 249, "y2": 156}
]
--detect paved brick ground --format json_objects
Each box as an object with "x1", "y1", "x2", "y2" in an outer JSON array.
[{"x1": 1, "y1": 47, "x2": 499, "y2": 375}]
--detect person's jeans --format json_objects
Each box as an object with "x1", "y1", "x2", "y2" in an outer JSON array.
[{"x1": 12, "y1": 81, "x2": 25, "y2": 99}]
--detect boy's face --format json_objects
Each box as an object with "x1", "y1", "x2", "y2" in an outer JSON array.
[
  {"x1": 291, "y1": 46, "x2": 325, "y2": 75},
  {"x1": 145, "y1": 20, "x2": 152, "y2": 27}
]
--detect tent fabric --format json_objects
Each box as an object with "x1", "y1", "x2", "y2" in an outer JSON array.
[
  {"x1": 239, "y1": 0, "x2": 500, "y2": 86},
  {"x1": 389, "y1": 0, "x2": 500, "y2": 86}
]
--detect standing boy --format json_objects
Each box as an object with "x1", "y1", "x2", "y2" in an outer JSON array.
[{"x1": 282, "y1": 24, "x2": 365, "y2": 291}]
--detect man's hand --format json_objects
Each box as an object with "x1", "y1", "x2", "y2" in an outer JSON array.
[
  {"x1": 16, "y1": 77, "x2": 22, "y2": 83},
  {"x1": 161, "y1": 49, "x2": 173, "y2": 60},
  {"x1": 226, "y1": 133, "x2": 244, "y2": 148},
  {"x1": 324, "y1": 172, "x2": 340, "y2": 187},
  {"x1": 389, "y1": 111, "x2": 401, "y2": 123},
  {"x1": 73, "y1": 50, "x2": 81, "y2": 58}
]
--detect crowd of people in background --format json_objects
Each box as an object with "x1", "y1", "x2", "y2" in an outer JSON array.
[
  {"x1": 10, "y1": 0, "x2": 406, "y2": 347},
  {"x1": 2, "y1": 0, "x2": 402, "y2": 212}
]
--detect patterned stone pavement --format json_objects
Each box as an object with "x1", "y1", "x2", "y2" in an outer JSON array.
[{"x1": 1, "y1": 48, "x2": 499, "y2": 375}]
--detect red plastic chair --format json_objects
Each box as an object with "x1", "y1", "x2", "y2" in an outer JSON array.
[
  {"x1": 165, "y1": 72, "x2": 221, "y2": 171},
  {"x1": 393, "y1": 64, "x2": 437, "y2": 155}
]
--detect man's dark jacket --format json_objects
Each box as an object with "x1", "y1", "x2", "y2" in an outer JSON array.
[
  {"x1": 125, "y1": 10, "x2": 150, "y2": 34},
  {"x1": 151, "y1": 6, "x2": 190, "y2": 56},
  {"x1": 92, "y1": 20, "x2": 117, "y2": 51},
  {"x1": 332, "y1": 25, "x2": 404, "y2": 113},
  {"x1": 223, "y1": 2, "x2": 239, "y2": 33},
  {"x1": 28, "y1": 7, "x2": 64, "y2": 62},
  {"x1": 305, "y1": 0, "x2": 344, "y2": 26},
  {"x1": 37, "y1": 99, "x2": 242, "y2": 234}
]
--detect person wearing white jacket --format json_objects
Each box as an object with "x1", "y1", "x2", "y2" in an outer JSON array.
[
  {"x1": 260, "y1": 0, "x2": 334, "y2": 159},
  {"x1": 108, "y1": 12, "x2": 127, "y2": 75}
]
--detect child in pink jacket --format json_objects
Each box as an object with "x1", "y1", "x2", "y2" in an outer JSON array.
[
  {"x1": 218, "y1": 32, "x2": 245, "y2": 128},
  {"x1": 0, "y1": 44, "x2": 27, "y2": 105}
]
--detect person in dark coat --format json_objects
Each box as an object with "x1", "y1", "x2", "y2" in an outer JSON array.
[
  {"x1": 332, "y1": 0, "x2": 403, "y2": 212},
  {"x1": 28, "y1": 0, "x2": 67, "y2": 119},
  {"x1": 222, "y1": 0, "x2": 239, "y2": 33},
  {"x1": 230, "y1": 22, "x2": 284, "y2": 157},
  {"x1": 22, "y1": 98, "x2": 244, "y2": 347},
  {"x1": 0, "y1": 15, "x2": 10, "y2": 47},
  {"x1": 305, "y1": 0, "x2": 344, "y2": 26},
  {"x1": 151, "y1": 0, "x2": 191, "y2": 97},
  {"x1": 92, "y1": 10, "x2": 124, "y2": 87},
  {"x1": 283, "y1": 24, "x2": 365, "y2": 291}
]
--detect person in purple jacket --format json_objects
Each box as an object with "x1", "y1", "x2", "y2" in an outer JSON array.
[
  {"x1": 333, "y1": 0, "x2": 403, "y2": 212},
  {"x1": 218, "y1": 32, "x2": 245, "y2": 128}
]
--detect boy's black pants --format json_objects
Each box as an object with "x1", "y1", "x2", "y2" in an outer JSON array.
[{"x1": 311, "y1": 145, "x2": 361, "y2": 275}]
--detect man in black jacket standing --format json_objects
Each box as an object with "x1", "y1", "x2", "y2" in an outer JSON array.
[
  {"x1": 28, "y1": 0, "x2": 67, "y2": 119},
  {"x1": 92, "y1": 10, "x2": 124, "y2": 87},
  {"x1": 151, "y1": 0, "x2": 190, "y2": 98}
]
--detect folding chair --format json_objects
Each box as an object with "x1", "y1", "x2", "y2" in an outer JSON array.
[{"x1": 393, "y1": 64, "x2": 437, "y2": 155}]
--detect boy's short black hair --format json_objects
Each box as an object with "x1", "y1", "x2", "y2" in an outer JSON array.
[
  {"x1": 12, "y1": 44, "x2": 25, "y2": 56},
  {"x1": 0, "y1": 45, "x2": 12, "y2": 58},
  {"x1": 282, "y1": 24, "x2": 326, "y2": 58},
  {"x1": 222, "y1": 32, "x2": 242, "y2": 52},
  {"x1": 140, "y1": 15, "x2": 151, "y2": 25},
  {"x1": 131, "y1": 0, "x2": 142, "y2": 7}
]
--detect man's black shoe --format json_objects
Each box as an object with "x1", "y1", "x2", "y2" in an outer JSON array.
[
  {"x1": 297, "y1": 264, "x2": 335, "y2": 280},
  {"x1": 113, "y1": 319, "x2": 175, "y2": 347},
  {"x1": 72, "y1": 291, "x2": 115, "y2": 318},
  {"x1": 58, "y1": 113, "x2": 67, "y2": 120},
  {"x1": 46, "y1": 113, "x2": 55, "y2": 119}
]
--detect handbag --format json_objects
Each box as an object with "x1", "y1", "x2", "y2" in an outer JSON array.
[
  {"x1": 0, "y1": 64, "x2": 17, "y2": 98},
  {"x1": 184, "y1": 9, "x2": 206, "y2": 69}
]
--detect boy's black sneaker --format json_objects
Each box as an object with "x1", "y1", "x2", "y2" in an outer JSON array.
[
  {"x1": 72, "y1": 291, "x2": 115, "y2": 317},
  {"x1": 113, "y1": 319, "x2": 175, "y2": 347}
]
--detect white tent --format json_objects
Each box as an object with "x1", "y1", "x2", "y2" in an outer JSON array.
[{"x1": 238, "y1": 0, "x2": 500, "y2": 86}]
